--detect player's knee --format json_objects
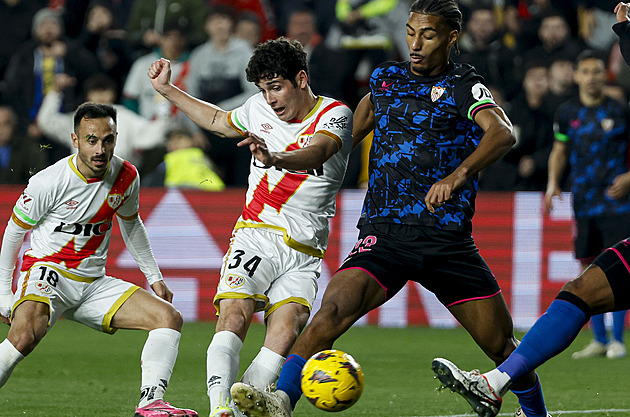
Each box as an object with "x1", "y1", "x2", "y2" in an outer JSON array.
[
  {"x1": 8, "y1": 326, "x2": 45, "y2": 356},
  {"x1": 483, "y1": 334, "x2": 518, "y2": 364},
  {"x1": 152, "y1": 303, "x2": 183, "y2": 331}
]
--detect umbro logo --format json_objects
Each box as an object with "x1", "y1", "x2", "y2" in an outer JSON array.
[
  {"x1": 261, "y1": 123, "x2": 273, "y2": 133},
  {"x1": 64, "y1": 199, "x2": 79, "y2": 210}
]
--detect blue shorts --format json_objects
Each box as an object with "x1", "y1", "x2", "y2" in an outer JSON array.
[{"x1": 336, "y1": 223, "x2": 501, "y2": 307}]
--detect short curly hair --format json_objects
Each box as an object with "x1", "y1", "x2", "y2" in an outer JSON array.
[{"x1": 246, "y1": 37, "x2": 308, "y2": 87}]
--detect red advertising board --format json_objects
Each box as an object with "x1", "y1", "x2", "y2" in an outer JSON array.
[{"x1": 0, "y1": 186, "x2": 578, "y2": 329}]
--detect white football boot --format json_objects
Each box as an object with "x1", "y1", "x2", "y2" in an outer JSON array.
[
  {"x1": 514, "y1": 406, "x2": 552, "y2": 417},
  {"x1": 606, "y1": 340, "x2": 627, "y2": 359},
  {"x1": 571, "y1": 340, "x2": 607, "y2": 359},
  {"x1": 432, "y1": 358, "x2": 502, "y2": 417},
  {"x1": 231, "y1": 383, "x2": 292, "y2": 417}
]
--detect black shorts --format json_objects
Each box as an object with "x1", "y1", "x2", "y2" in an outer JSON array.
[
  {"x1": 336, "y1": 223, "x2": 501, "y2": 307},
  {"x1": 575, "y1": 215, "x2": 630, "y2": 260},
  {"x1": 592, "y1": 238, "x2": 630, "y2": 311}
]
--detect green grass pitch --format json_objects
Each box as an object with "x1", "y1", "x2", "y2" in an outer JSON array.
[{"x1": 0, "y1": 321, "x2": 628, "y2": 416}]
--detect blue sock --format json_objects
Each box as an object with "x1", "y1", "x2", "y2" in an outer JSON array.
[
  {"x1": 511, "y1": 375, "x2": 547, "y2": 417},
  {"x1": 498, "y1": 299, "x2": 588, "y2": 381},
  {"x1": 612, "y1": 310, "x2": 627, "y2": 342},
  {"x1": 590, "y1": 313, "x2": 608, "y2": 344},
  {"x1": 276, "y1": 354, "x2": 307, "y2": 409}
]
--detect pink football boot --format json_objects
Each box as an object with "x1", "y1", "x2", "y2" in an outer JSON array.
[{"x1": 134, "y1": 399, "x2": 198, "y2": 416}]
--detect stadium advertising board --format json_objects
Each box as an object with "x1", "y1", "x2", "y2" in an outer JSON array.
[{"x1": 0, "y1": 187, "x2": 578, "y2": 330}]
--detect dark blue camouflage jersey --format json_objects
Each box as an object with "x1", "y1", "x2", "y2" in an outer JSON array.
[
  {"x1": 359, "y1": 61, "x2": 497, "y2": 232},
  {"x1": 554, "y1": 96, "x2": 630, "y2": 218}
]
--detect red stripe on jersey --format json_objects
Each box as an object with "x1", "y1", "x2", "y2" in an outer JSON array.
[
  {"x1": 21, "y1": 161, "x2": 138, "y2": 271},
  {"x1": 285, "y1": 101, "x2": 347, "y2": 152}
]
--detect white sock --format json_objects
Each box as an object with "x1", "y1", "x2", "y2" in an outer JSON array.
[
  {"x1": 484, "y1": 368, "x2": 512, "y2": 397},
  {"x1": 241, "y1": 346, "x2": 285, "y2": 389},
  {"x1": 138, "y1": 328, "x2": 181, "y2": 408},
  {"x1": 0, "y1": 339, "x2": 25, "y2": 388},
  {"x1": 207, "y1": 331, "x2": 243, "y2": 409}
]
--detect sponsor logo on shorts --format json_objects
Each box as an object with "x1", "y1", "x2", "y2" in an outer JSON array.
[
  {"x1": 35, "y1": 281, "x2": 53, "y2": 294},
  {"x1": 225, "y1": 274, "x2": 245, "y2": 288}
]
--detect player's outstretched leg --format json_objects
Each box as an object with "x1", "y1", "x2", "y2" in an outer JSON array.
[
  {"x1": 231, "y1": 382, "x2": 292, "y2": 417},
  {"x1": 432, "y1": 358, "x2": 502, "y2": 417},
  {"x1": 134, "y1": 399, "x2": 199, "y2": 416}
]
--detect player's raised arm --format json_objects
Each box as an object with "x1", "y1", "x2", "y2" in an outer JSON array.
[
  {"x1": 425, "y1": 106, "x2": 515, "y2": 213},
  {"x1": 352, "y1": 93, "x2": 375, "y2": 149},
  {"x1": 148, "y1": 58, "x2": 241, "y2": 138}
]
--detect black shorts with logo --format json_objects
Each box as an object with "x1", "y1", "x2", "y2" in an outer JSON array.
[
  {"x1": 336, "y1": 223, "x2": 501, "y2": 307},
  {"x1": 592, "y1": 238, "x2": 630, "y2": 311}
]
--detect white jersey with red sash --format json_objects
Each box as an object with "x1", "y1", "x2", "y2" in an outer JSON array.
[
  {"x1": 12, "y1": 154, "x2": 139, "y2": 278},
  {"x1": 227, "y1": 94, "x2": 353, "y2": 257}
]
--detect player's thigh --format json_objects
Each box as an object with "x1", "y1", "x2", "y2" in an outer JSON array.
[
  {"x1": 7, "y1": 300, "x2": 50, "y2": 354},
  {"x1": 110, "y1": 286, "x2": 182, "y2": 331}
]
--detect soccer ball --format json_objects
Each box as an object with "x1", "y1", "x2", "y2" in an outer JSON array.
[{"x1": 301, "y1": 349, "x2": 364, "y2": 412}]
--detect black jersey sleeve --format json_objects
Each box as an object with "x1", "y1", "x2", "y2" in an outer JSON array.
[
  {"x1": 452, "y1": 66, "x2": 498, "y2": 121},
  {"x1": 613, "y1": 21, "x2": 630, "y2": 67},
  {"x1": 553, "y1": 102, "x2": 571, "y2": 143}
]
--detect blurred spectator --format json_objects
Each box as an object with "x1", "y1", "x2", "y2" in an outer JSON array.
[
  {"x1": 123, "y1": 19, "x2": 194, "y2": 129},
  {"x1": 37, "y1": 73, "x2": 168, "y2": 167},
  {"x1": 1, "y1": 8, "x2": 99, "y2": 131},
  {"x1": 190, "y1": 5, "x2": 257, "y2": 110},
  {"x1": 456, "y1": 6, "x2": 519, "y2": 100},
  {"x1": 546, "y1": 53, "x2": 578, "y2": 114},
  {"x1": 62, "y1": 0, "x2": 135, "y2": 38},
  {"x1": 480, "y1": 62, "x2": 554, "y2": 191},
  {"x1": 523, "y1": 11, "x2": 584, "y2": 65},
  {"x1": 285, "y1": 7, "x2": 345, "y2": 100},
  {"x1": 188, "y1": 4, "x2": 257, "y2": 186},
  {"x1": 209, "y1": 0, "x2": 279, "y2": 42},
  {"x1": 235, "y1": 11, "x2": 262, "y2": 47},
  {"x1": 0, "y1": 105, "x2": 46, "y2": 184},
  {"x1": 324, "y1": 0, "x2": 408, "y2": 108},
  {"x1": 578, "y1": 0, "x2": 620, "y2": 51},
  {"x1": 125, "y1": 0, "x2": 207, "y2": 57},
  {"x1": 77, "y1": 1, "x2": 132, "y2": 99},
  {"x1": 0, "y1": 0, "x2": 44, "y2": 81},
  {"x1": 142, "y1": 128, "x2": 225, "y2": 191}
]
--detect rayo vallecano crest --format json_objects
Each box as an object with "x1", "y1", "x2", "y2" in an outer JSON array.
[
  {"x1": 107, "y1": 193, "x2": 122, "y2": 209},
  {"x1": 431, "y1": 85, "x2": 445, "y2": 102}
]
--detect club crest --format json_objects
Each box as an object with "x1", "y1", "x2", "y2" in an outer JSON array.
[
  {"x1": 601, "y1": 118, "x2": 614, "y2": 132},
  {"x1": 431, "y1": 86, "x2": 445, "y2": 102},
  {"x1": 107, "y1": 193, "x2": 122, "y2": 209}
]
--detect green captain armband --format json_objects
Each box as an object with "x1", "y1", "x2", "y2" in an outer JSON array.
[{"x1": 554, "y1": 132, "x2": 569, "y2": 142}]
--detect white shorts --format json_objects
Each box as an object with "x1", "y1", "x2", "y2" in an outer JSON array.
[
  {"x1": 12, "y1": 261, "x2": 140, "y2": 334},
  {"x1": 214, "y1": 228, "x2": 320, "y2": 318}
]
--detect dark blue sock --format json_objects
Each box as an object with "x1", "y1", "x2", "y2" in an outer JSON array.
[
  {"x1": 590, "y1": 313, "x2": 608, "y2": 344},
  {"x1": 511, "y1": 375, "x2": 547, "y2": 417},
  {"x1": 498, "y1": 299, "x2": 588, "y2": 381},
  {"x1": 612, "y1": 310, "x2": 627, "y2": 342},
  {"x1": 276, "y1": 354, "x2": 307, "y2": 409}
]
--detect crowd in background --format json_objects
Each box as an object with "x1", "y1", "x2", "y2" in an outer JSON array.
[{"x1": 0, "y1": 0, "x2": 628, "y2": 190}]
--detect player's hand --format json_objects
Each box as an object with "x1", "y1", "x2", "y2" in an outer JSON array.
[
  {"x1": 614, "y1": 2, "x2": 630, "y2": 22},
  {"x1": 237, "y1": 133, "x2": 277, "y2": 166},
  {"x1": 150, "y1": 280, "x2": 173, "y2": 303},
  {"x1": 0, "y1": 292, "x2": 13, "y2": 326},
  {"x1": 544, "y1": 185, "x2": 562, "y2": 214},
  {"x1": 425, "y1": 170, "x2": 467, "y2": 214},
  {"x1": 606, "y1": 171, "x2": 630, "y2": 199},
  {"x1": 148, "y1": 58, "x2": 172, "y2": 94}
]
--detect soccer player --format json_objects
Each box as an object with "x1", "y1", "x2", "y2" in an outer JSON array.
[
  {"x1": 229, "y1": 1, "x2": 550, "y2": 417},
  {"x1": 0, "y1": 103, "x2": 197, "y2": 416},
  {"x1": 545, "y1": 48, "x2": 630, "y2": 360},
  {"x1": 148, "y1": 38, "x2": 352, "y2": 417},
  {"x1": 432, "y1": 236, "x2": 630, "y2": 416}
]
